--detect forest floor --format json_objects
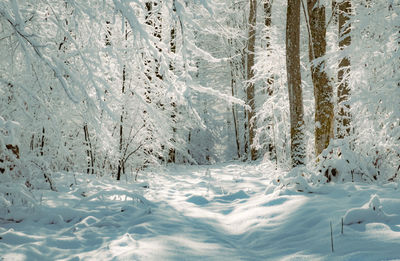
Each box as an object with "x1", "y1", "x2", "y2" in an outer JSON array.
[{"x1": 1, "y1": 163, "x2": 400, "y2": 260}]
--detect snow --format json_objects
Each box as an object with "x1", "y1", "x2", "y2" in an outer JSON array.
[
  {"x1": 0, "y1": 116, "x2": 20, "y2": 146},
  {"x1": 1, "y1": 163, "x2": 400, "y2": 260}
]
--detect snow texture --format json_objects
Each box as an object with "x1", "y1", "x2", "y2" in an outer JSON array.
[{"x1": 1, "y1": 163, "x2": 400, "y2": 260}]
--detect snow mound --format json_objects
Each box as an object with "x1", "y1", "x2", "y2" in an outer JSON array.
[
  {"x1": 344, "y1": 194, "x2": 391, "y2": 225},
  {"x1": 274, "y1": 166, "x2": 315, "y2": 193},
  {"x1": 214, "y1": 190, "x2": 249, "y2": 202}
]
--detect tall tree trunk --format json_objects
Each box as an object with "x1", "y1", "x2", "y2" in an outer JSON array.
[
  {"x1": 168, "y1": 1, "x2": 177, "y2": 163},
  {"x1": 264, "y1": 0, "x2": 273, "y2": 93},
  {"x1": 116, "y1": 65, "x2": 125, "y2": 181},
  {"x1": 286, "y1": 0, "x2": 305, "y2": 167},
  {"x1": 247, "y1": 0, "x2": 257, "y2": 160},
  {"x1": 264, "y1": 0, "x2": 276, "y2": 160},
  {"x1": 145, "y1": 1, "x2": 163, "y2": 80},
  {"x1": 117, "y1": 21, "x2": 128, "y2": 181},
  {"x1": 337, "y1": 0, "x2": 352, "y2": 138},
  {"x1": 307, "y1": 0, "x2": 334, "y2": 156},
  {"x1": 227, "y1": 29, "x2": 242, "y2": 160}
]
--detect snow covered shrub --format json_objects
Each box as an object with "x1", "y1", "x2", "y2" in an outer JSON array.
[
  {"x1": 316, "y1": 139, "x2": 379, "y2": 183},
  {"x1": 275, "y1": 138, "x2": 393, "y2": 190},
  {"x1": 0, "y1": 116, "x2": 21, "y2": 177},
  {"x1": 0, "y1": 117, "x2": 38, "y2": 221},
  {"x1": 0, "y1": 116, "x2": 59, "y2": 222},
  {"x1": 347, "y1": 1, "x2": 400, "y2": 183},
  {"x1": 273, "y1": 166, "x2": 315, "y2": 192},
  {"x1": 0, "y1": 182, "x2": 37, "y2": 222},
  {"x1": 343, "y1": 194, "x2": 392, "y2": 225}
]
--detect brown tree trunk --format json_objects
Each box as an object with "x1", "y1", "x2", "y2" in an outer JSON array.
[
  {"x1": 247, "y1": 0, "x2": 257, "y2": 160},
  {"x1": 286, "y1": 0, "x2": 305, "y2": 167},
  {"x1": 337, "y1": 0, "x2": 352, "y2": 138},
  {"x1": 307, "y1": 0, "x2": 334, "y2": 156}
]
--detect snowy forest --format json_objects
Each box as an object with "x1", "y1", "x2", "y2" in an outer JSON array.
[{"x1": 1, "y1": 0, "x2": 399, "y2": 260}]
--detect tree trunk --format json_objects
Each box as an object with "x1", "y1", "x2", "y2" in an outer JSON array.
[
  {"x1": 307, "y1": 0, "x2": 334, "y2": 156},
  {"x1": 168, "y1": 1, "x2": 177, "y2": 163},
  {"x1": 232, "y1": 73, "x2": 241, "y2": 159},
  {"x1": 116, "y1": 66, "x2": 125, "y2": 181},
  {"x1": 145, "y1": 1, "x2": 163, "y2": 80},
  {"x1": 264, "y1": 0, "x2": 273, "y2": 88},
  {"x1": 264, "y1": 0, "x2": 273, "y2": 50},
  {"x1": 105, "y1": 20, "x2": 112, "y2": 47},
  {"x1": 40, "y1": 127, "x2": 45, "y2": 156},
  {"x1": 246, "y1": 0, "x2": 257, "y2": 160},
  {"x1": 83, "y1": 124, "x2": 94, "y2": 174},
  {"x1": 117, "y1": 22, "x2": 128, "y2": 181},
  {"x1": 264, "y1": 0, "x2": 276, "y2": 160},
  {"x1": 228, "y1": 38, "x2": 241, "y2": 159},
  {"x1": 337, "y1": 0, "x2": 352, "y2": 138},
  {"x1": 286, "y1": 0, "x2": 305, "y2": 167}
]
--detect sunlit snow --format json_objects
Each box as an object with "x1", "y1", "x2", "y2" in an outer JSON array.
[{"x1": 1, "y1": 163, "x2": 399, "y2": 260}]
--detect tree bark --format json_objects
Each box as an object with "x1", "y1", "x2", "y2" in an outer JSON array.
[
  {"x1": 307, "y1": 0, "x2": 334, "y2": 156},
  {"x1": 286, "y1": 0, "x2": 305, "y2": 167},
  {"x1": 337, "y1": 0, "x2": 352, "y2": 138},
  {"x1": 246, "y1": 0, "x2": 257, "y2": 160}
]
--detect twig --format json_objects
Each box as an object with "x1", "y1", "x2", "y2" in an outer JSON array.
[
  {"x1": 341, "y1": 217, "x2": 344, "y2": 235},
  {"x1": 330, "y1": 221, "x2": 334, "y2": 252}
]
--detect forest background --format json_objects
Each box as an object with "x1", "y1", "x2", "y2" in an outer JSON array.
[{"x1": 0, "y1": 0, "x2": 399, "y2": 192}]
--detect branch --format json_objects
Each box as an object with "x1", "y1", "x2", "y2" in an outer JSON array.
[
  {"x1": 122, "y1": 143, "x2": 144, "y2": 165},
  {"x1": 0, "y1": 9, "x2": 79, "y2": 103},
  {"x1": 122, "y1": 124, "x2": 146, "y2": 159}
]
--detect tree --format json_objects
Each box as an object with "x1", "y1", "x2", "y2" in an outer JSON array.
[
  {"x1": 246, "y1": 0, "x2": 258, "y2": 160},
  {"x1": 306, "y1": 0, "x2": 334, "y2": 156},
  {"x1": 263, "y1": 0, "x2": 276, "y2": 160},
  {"x1": 225, "y1": 1, "x2": 247, "y2": 160},
  {"x1": 336, "y1": 0, "x2": 352, "y2": 138},
  {"x1": 286, "y1": 0, "x2": 305, "y2": 167},
  {"x1": 264, "y1": 0, "x2": 273, "y2": 50}
]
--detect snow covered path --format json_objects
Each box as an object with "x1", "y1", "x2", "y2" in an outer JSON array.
[{"x1": 1, "y1": 163, "x2": 400, "y2": 260}]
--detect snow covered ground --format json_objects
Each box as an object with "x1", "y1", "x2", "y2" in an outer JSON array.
[{"x1": 1, "y1": 163, "x2": 400, "y2": 260}]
